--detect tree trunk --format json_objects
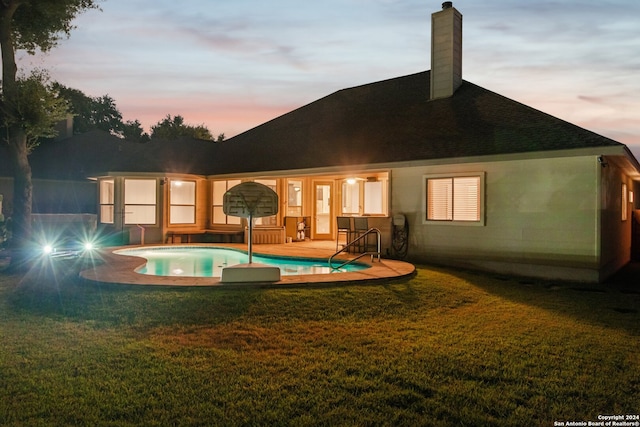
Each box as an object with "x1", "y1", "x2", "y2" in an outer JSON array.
[
  {"x1": 1, "y1": 1, "x2": 33, "y2": 269},
  {"x1": 6, "y1": 127, "x2": 33, "y2": 268}
]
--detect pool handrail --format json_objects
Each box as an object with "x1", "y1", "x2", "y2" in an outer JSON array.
[{"x1": 328, "y1": 227, "x2": 381, "y2": 270}]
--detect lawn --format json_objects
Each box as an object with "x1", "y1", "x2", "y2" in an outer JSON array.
[{"x1": 1, "y1": 257, "x2": 639, "y2": 426}]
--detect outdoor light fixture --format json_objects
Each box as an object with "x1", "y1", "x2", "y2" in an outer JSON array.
[
  {"x1": 598, "y1": 156, "x2": 608, "y2": 167},
  {"x1": 346, "y1": 178, "x2": 357, "y2": 185},
  {"x1": 40, "y1": 236, "x2": 98, "y2": 259}
]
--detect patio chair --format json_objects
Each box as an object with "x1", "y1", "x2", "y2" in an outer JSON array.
[
  {"x1": 336, "y1": 216, "x2": 352, "y2": 251},
  {"x1": 353, "y1": 217, "x2": 371, "y2": 252}
]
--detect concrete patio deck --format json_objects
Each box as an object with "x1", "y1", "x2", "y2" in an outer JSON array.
[{"x1": 79, "y1": 240, "x2": 416, "y2": 287}]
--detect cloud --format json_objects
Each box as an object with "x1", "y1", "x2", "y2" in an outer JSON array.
[
  {"x1": 13, "y1": 0, "x2": 640, "y2": 151},
  {"x1": 577, "y1": 95, "x2": 616, "y2": 106},
  {"x1": 119, "y1": 96, "x2": 297, "y2": 137}
]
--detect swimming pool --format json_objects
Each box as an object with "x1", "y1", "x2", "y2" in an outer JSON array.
[{"x1": 114, "y1": 246, "x2": 369, "y2": 277}]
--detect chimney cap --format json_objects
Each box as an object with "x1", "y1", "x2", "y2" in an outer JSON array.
[{"x1": 442, "y1": 1, "x2": 453, "y2": 9}]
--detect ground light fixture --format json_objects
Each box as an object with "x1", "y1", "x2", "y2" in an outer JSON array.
[{"x1": 40, "y1": 238, "x2": 98, "y2": 258}]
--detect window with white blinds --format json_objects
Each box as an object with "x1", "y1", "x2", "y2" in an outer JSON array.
[
  {"x1": 124, "y1": 179, "x2": 157, "y2": 225},
  {"x1": 427, "y1": 178, "x2": 453, "y2": 220},
  {"x1": 169, "y1": 180, "x2": 196, "y2": 224},
  {"x1": 426, "y1": 176, "x2": 481, "y2": 222}
]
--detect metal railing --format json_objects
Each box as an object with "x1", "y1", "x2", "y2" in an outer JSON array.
[{"x1": 328, "y1": 228, "x2": 381, "y2": 270}]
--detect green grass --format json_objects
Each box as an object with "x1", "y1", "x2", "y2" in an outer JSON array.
[{"x1": 1, "y1": 259, "x2": 639, "y2": 426}]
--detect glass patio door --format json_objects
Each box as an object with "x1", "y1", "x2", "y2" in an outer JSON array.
[{"x1": 314, "y1": 182, "x2": 333, "y2": 239}]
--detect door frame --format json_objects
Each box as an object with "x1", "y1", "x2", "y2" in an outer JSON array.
[{"x1": 312, "y1": 180, "x2": 334, "y2": 240}]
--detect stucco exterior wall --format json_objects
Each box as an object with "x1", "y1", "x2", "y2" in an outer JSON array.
[
  {"x1": 391, "y1": 155, "x2": 606, "y2": 282},
  {"x1": 599, "y1": 162, "x2": 634, "y2": 279}
]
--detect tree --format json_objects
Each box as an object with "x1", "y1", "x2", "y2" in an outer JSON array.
[
  {"x1": 0, "y1": 0, "x2": 99, "y2": 267},
  {"x1": 54, "y1": 83, "x2": 127, "y2": 136},
  {"x1": 53, "y1": 83, "x2": 153, "y2": 142},
  {"x1": 54, "y1": 83, "x2": 117, "y2": 134},
  {"x1": 122, "y1": 119, "x2": 150, "y2": 143},
  {"x1": 90, "y1": 94, "x2": 122, "y2": 134},
  {"x1": 150, "y1": 114, "x2": 224, "y2": 142},
  {"x1": 51, "y1": 83, "x2": 92, "y2": 132},
  {"x1": 10, "y1": 70, "x2": 70, "y2": 149}
]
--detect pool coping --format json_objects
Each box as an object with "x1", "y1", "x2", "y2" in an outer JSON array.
[{"x1": 79, "y1": 243, "x2": 416, "y2": 287}]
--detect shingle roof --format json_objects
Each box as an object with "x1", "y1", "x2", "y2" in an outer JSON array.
[
  {"x1": 1, "y1": 131, "x2": 220, "y2": 180},
  {"x1": 0, "y1": 71, "x2": 624, "y2": 180},
  {"x1": 211, "y1": 71, "x2": 622, "y2": 174}
]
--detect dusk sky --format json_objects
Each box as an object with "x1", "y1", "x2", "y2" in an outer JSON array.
[{"x1": 19, "y1": 0, "x2": 640, "y2": 157}]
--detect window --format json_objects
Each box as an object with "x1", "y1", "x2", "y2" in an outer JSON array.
[
  {"x1": 254, "y1": 179, "x2": 277, "y2": 226},
  {"x1": 340, "y1": 176, "x2": 389, "y2": 216},
  {"x1": 342, "y1": 180, "x2": 360, "y2": 214},
  {"x1": 99, "y1": 179, "x2": 115, "y2": 224},
  {"x1": 287, "y1": 180, "x2": 302, "y2": 216},
  {"x1": 622, "y1": 183, "x2": 628, "y2": 221},
  {"x1": 364, "y1": 180, "x2": 386, "y2": 215},
  {"x1": 124, "y1": 179, "x2": 157, "y2": 224},
  {"x1": 170, "y1": 180, "x2": 196, "y2": 224},
  {"x1": 212, "y1": 180, "x2": 241, "y2": 225},
  {"x1": 425, "y1": 175, "x2": 482, "y2": 222}
]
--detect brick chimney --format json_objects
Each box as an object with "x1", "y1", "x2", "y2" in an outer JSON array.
[{"x1": 430, "y1": 2, "x2": 462, "y2": 100}]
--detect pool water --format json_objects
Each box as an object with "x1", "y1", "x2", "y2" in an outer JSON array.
[{"x1": 115, "y1": 246, "x2": 368, "y2": 277}]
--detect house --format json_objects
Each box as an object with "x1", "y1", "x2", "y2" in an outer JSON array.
[{"x1": 1, "y1": 2, "x2": 639, "y2": 282}]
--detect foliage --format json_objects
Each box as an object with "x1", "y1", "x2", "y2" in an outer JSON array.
[
  {"x1": 1, "y1": 264, "x2": 638, "y2": 425},
  {"x1": 122, "y1": 119, "x2": 150, "y2": 143},
  {"x1": 150, "y1": 114, "x2": 223, "y2": 141},
  {"x1": 90, "y1": 95, "x2": 122, "y2": 133},
  {"x1": 53, "y1": 83, "x2": 122, "y2": 135},
  {"x1": 1, "y1": 70, "x2": 70, "y2": 151},
  {"x1": 0, "y1": 217, "x2": 9, "y2": 249},
  {"x1": 53, "y1": 84, "x2": 152, "y2": 142},
  {"x1": 50, "y1": 83, "x2": 91, "y2": 131},
  {"x1": 10, "y1": 0, "x2": 100, "y2": 54}
]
